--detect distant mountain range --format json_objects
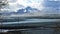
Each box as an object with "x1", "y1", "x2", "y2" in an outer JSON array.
[
  {"x1": 17, "y1": 6, "x2": 40, "y2": 14},
  {"x1": 0, "y1": 6, "x2": 40, "y2": 15}
]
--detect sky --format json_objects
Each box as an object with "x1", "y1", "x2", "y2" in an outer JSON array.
[
  {"x1": 42, "y1": 0, "x2": 60, "y2": 14},
  {"x1": 0, "y1": 0, "x2": 60, "y2": 14},
  {"x1": 8, "y1": 0, "x2": 44, "y2": 12}
]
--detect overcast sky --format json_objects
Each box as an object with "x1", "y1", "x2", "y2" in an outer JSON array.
[{"x1": 0, "y1": 0, "x2": 60, "y2": 13}]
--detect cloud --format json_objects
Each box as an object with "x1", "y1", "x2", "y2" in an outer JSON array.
[
  {"x1": 8, "y1": 0, "x2": 17, "y2": 3},
  {"x1": 3, "y1": 0, "x2": 44, "y2": 12},
  {"x1": 17, "y1": 0, "x2": 44, "y2": 10},
  {"x1": 1, "y1": 0, "x2": 60, "y2": 14}
]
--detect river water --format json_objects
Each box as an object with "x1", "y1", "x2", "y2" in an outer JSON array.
[{"x1": 0, "y1": 19, "x2": 60, "y2": 25}]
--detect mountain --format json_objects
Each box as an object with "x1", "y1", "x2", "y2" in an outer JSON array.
[
  {"x1": 0, "y1": 10, "x2": 16, "y2": 15},
  {"x1": 17, "y1": 6, "x2": 40, "y2": 14},
  {"x1": 25, "y1": 6, "x2": 40, "y2": 13},
  {"x1": 0, "y1": 6, "x2": 40, "y2": 15},
  {"x1": 16, "y1": 9, "x2": 25, "y2": 14}
]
